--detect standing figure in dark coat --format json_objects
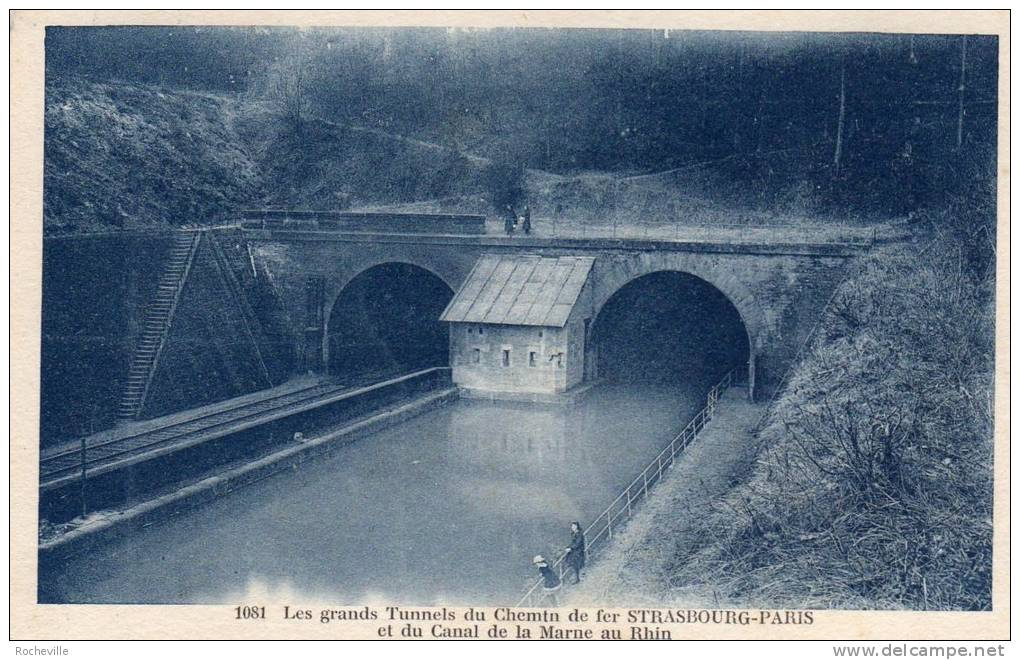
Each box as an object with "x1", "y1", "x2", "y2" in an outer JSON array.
[
  {"x1": 522, "y1": 205, "x2": 532, "y2": 235},
  {"x1": 564, "y1": 521, "x2": 586, "y2": 584},
  {"x1": 504, "y1": 205, "x2": 516, "y2": 236},
  {"x1": 533, "y1": 555, "x2": 561, "y2": 606}
]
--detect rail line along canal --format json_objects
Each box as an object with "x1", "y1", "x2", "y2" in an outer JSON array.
[
  {"x1": 28, "y1": 25, "x2": 1000, "y2": 626},
  {"x1": 41, "y1": 380, "x2": 719, "y2": 604},
  {"x1": 38, "y1": 214, "x2": 868, "y2": 604}
]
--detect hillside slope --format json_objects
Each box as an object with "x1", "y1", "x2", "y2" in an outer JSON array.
[
  {"x1": 663, "y1": 226, "x2": 995, "y2": 610},
  {"x1": 46, "y1": 77, "x2": 872, "y2": 235},
  {"x1": 43, "y1": 78, "x2": 494, "y2": 233},
  {"x1": 44, "y1": 78, "x2": 261, "y2": 233},
  {"x1": 240, "y1": 112, "x2": 488, "y2": 210}
]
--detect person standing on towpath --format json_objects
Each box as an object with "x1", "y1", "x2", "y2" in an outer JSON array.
[
  {"x1": 522, "y1": 205, "x2": 532, "y2": 235},
  {"x1": 504, "y1": 204, "x2": 516, "y2": 236},
  {"x1": 564, "y1": 521, "x2": 586, "y2": 584}
]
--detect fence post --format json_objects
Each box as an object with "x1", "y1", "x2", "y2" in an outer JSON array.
[
  {"x1": 515, "y1": 369, "x2": 739, "y2": 607},
  {"x1": 79, "y1": 435, "x2": 87, "y2": 518}
]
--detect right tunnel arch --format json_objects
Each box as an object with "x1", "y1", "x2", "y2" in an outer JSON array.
[{"x1": 586, "y1": 258, "x2": 762, "y2": 399}]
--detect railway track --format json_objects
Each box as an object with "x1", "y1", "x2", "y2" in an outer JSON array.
[{"x1": 40, "y1": 368, "x2": 444, "y2": 488}]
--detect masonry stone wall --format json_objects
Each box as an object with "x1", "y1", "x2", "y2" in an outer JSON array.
[
  {"x1": 246, "y1": 230, "x2": 860, "y2": 399},
  {"x1": 584, "y1": 250, "x2": 851, "y2": 398},
  {"x1": 450, "y1": 323, "x2": 571, "y2": 393},
  {"x1": 40, "y1": 234, "x2": 175, "y2": 444}
]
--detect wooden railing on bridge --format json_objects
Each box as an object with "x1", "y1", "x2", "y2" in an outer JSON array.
[
  {"x1": 238, "y1": 208, "x2": 876, "y2": 247},
  {"x1": 515, "y1": 369, "x2": 737, "y2": 608},
  {"x1": 239, "y1": 209, "x2": 487, "y2": 235}
]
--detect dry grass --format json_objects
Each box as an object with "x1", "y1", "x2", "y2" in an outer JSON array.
[
  {"x1": 665, "y1": 226, "x2": 995, "y2": 611},
  {"x1": 44, "y1": 78, "x2": 260, "y2": 234}
]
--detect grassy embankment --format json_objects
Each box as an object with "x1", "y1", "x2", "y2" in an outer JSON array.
[
  {"x1": 593, "y1": 214, "x2": 995, "y2": 611},
  {"x1": 45, "y1": 77, "x2": 995, "y2": 610},
  {"x1": 43, "y1": 77, "x2": 490, "y2": 234},
  {"x1": 45, "y1": 76, "x2": 881, "y2": 236}
]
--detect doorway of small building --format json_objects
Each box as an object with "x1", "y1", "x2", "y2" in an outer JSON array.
[
  {"x1": 326, "y1": 263, "x2": 454, "y2": 382},
  {"x1": 589, "y1": 271, "x2": 750, "y2": 390}
]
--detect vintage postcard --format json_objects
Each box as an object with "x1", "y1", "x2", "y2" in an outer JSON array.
[{"x1": 9, "y1": 10, "x2": 1009, "y2": 642}]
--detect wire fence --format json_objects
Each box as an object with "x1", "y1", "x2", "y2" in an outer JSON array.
[
  {"x1": 527, "y1": 217, "x2": 877, "y2": 246},
  {"x1": 238, "y1": 208, "x2": 877, "y2": 247},
  {"x1": 516, "y1": 369, "x2": 738, "y2": 608}
]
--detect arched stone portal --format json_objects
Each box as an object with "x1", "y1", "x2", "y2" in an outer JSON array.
[
  {"x1": 249, "y1": 229, "x2": 858, "y2": 398},
  {"x1": 324, "y1": 262, "x2": 454, "y2": 380},
  {"x1": 589, "y1": 271, "x2": 752, "y2": 395},
  {"x1": 588, "y1": 257, "x2": 762, "y2": 399}
]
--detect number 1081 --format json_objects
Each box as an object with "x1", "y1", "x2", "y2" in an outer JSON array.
[{"x1": 235, "y1": 605, "x2": 266, "y2": 620}]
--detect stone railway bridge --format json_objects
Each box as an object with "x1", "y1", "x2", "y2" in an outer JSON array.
[
  {"x1": 242, "y1": 212, "x2": 872, "y2": 401},
  {"x1": 37, "y1": 210, "x2": 873, "y2": 523}
]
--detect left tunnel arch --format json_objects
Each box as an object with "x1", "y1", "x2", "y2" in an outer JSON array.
[{"x1": 324, "y1": 262, "x2": 454, "y2": 380}]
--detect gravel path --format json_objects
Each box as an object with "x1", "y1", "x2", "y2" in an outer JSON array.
[{"x1": 567, "y1": 387, "x2": 765, "y2": 607}]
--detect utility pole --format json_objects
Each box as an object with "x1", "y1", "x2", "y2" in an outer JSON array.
[
  {"x1": 834, "y1": 58, "x2": 847, "y2": 176},
  {"x1": 956, "y1": 35, "x2": 968, "y2": 151}
]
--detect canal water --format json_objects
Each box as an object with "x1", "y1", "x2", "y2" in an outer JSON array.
[{"x1": 41, "y1": 381, "x2": 708, "y2": 605}]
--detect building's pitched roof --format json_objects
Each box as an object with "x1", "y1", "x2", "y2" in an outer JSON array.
[{"x1": 441, "y1": 254, "x2": 595, "y2": 327}]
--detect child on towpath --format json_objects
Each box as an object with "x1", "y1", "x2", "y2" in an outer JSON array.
[{"x1": 532, "y1": 555, "x2": 561, "y2": 606}]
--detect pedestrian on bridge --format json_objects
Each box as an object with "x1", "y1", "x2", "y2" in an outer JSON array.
[
  {"x1": 564, "y1": 521, "x2": 586, "y2": 584},
  {"x1": 533, "y1": 555, "x2": 561, "y2": 606},
  {"x1": 504, "y1": 205, "x2": 516, "y2": 236}
]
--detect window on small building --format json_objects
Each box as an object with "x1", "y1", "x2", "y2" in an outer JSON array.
[
  {"x1": 502, "y1": 349, "x2": 511, "y2": 367},
  {"x1": 473, "y1": 348, "x2": 481, "y2": 364},
  {"x1": 468, "y1": 327, "x2": 473, "y2": 334},
  {"x1": 478, "y1": 327, "x2": 484, "y2": 335},
  {"x1": 538, "y1": 330, "x2": 543, "y2": 338},
  {"x1": 529, "y1": 351, "x2": 537, "y2": 367}
]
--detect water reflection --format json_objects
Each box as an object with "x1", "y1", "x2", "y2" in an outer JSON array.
[{"x1": 41, "y1": 382, "x2": 706, "y2": 605}]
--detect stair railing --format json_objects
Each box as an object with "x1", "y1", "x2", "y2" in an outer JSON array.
[
  {"x1": 207, "y1": 230, "x2": 273, "y2": 387},
  {"x1": 131, "y1": 231, "x2": 202, "y2": 419}
]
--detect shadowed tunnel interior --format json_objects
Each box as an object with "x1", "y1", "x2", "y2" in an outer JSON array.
[
  {"x1": 592, "y1": 271, "x2": 750, "y2": 386},
  {"x1": 327, "y1": 263, "x2": 453, "y2": 379}
]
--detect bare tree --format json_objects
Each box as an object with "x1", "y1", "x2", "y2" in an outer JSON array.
[
  {"x1": 269, "y1": 56, "x2": 307, "y2": 132},
  {"x1": 251, "y1": 34, "x2": 315, "y2": 134},
  {"x1": 833, "y1": 57, "x2": 847, "y2": 176}
]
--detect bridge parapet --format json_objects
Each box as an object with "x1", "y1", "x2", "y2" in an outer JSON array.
[
  {"x1": 239, "y1": 209, "x2": 487, "y2": 235},
  {"x1": 245, "y1": 221, "x2": 870, "y2": 399},
  {"x1": 242, "y1": 209, "x2": 878, "y2": 252},
  {"x1": 243, "y1": 226, "x2": 869, "y2": 258}
]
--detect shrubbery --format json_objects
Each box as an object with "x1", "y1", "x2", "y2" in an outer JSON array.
[
  {"x1": 667, "y1": 224, "x2": 995, "y2": 610},
  {"x1": 43, "y1": 78, "x2": 260, "y2": 234},
  {"x1": 484, "y1": 148, "x2": 527, "y2": 211}
]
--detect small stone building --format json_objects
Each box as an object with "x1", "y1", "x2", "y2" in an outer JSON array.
[{"x1": 440, "y1": 254, "x2": 596, "y2": 400}]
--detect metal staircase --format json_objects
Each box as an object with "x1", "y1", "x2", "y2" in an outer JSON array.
[
  {"x1": 116, "y1": 231, "x2": 201, "y2": 420},
  {"x1": 214, "y1": 229, "x2": 257, "y2": 281},
  {"x1": 207, "y1": 230, "x2": 273, "y2": 388}
]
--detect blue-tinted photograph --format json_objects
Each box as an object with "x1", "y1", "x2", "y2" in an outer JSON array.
[{"x1": 38, "y1": 24, "x2": 997, "y2": 613}]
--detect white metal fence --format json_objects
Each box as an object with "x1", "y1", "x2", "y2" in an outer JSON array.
[{"x1": 516, "y1": 369, "x2": 736, "y2": 607}]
